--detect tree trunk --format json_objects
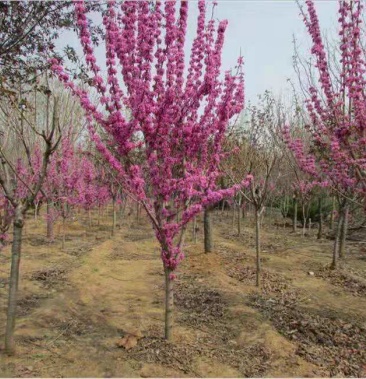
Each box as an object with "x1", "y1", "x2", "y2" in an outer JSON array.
[
  {"x1": 164, "y1": 268, "x2": 174, "y2": 341},
  {"x1": 293, "y1": 197, "x2": 298, "y2": 232},
  {"x1": 192, "y1": 216, "x2": 197, "y2": 243},
  {"x1": 255, "y1": 208, "x2": 261, "y2": 287},
  {"x1": 302, "y1": 203, "x2": 306, "y2": 237},
  {"x1": 331, "y1": 203, "x2": 344, "y2": 269},
  {"x1": 5, "y1": 205, "x2": 25, "y2": 355},
  {"x1": 339, "y1": 203, "x2": 349, "y2": 259},
  {"x1": 232, "y1": 202, "x2": 236, "y2": 228},
  {"x1": 237, "y1": 196, "x2": 241, "y2": 236},
  {"x1": 204, "y1": 207, "x2": 213, "y2": 253},
  {"x1": 111, "y1": 197, "x2": 116, "y2": 236},
  {"x1": 62, "y1": 217, "x2": 66, "y2": 251},
  {"x1": 46, "y1": 200, "x2": 54, "y2": 242},
  {"x1": 317, "y1": 197, "x2": 323, "y2": 240},
  {"x1": 34, "y1": 202, "x2": 39, "y2": 221},
  {"x1": 330, "y1": 196, "x2": 335, "y2": 230},
  {"x1": 136, "y1": 202, "x2": 140, "y2": 223}
]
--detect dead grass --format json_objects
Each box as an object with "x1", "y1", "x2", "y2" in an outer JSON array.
[{"x1": 0, "y1": 208, "x2": 366, "y2": 377}]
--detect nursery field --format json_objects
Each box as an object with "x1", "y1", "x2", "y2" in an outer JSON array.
[{"x1": 1, "y1": 208, "x2": 366, "y2": 378}]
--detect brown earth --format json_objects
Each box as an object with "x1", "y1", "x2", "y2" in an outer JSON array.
[{"x1": 1, "y1": 208, "x2": 366, "y2": 377}]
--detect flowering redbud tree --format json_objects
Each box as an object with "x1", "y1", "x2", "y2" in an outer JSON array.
[
  {"x1": 51, "y1": 0, "x2": 248, "y2": 339},
  {"x1": 284, "y1": 0, "x2": 366, "y2": 268},
  {"x1": 0, "y1": 87, "x2": 61, "y2": 354}
]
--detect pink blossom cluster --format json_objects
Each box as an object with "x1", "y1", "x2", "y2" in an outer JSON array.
[
  {"x1": 51, "y1": 0, "x2": 246, "y2": 274},
  {"x1": 283, "y1": 0, "x2": 366, "y2": 198}
]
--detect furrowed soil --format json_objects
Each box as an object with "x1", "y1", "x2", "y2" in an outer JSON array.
[{"x1": 1, "y1": 208, "x2": 366, "y2": 377}]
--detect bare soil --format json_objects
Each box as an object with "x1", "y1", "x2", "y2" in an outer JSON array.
[{"x1": 1, "y1": 208, "x2": 366, "y2": 377}]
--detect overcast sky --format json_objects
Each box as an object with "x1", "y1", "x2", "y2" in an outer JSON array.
[{"x1": 60, "y1": 0, "x2": 339, "y2": 104}]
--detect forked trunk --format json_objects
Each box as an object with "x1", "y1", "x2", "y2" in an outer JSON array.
[
  {"x1": 164, "y1": 268, "x2": 174, "y2": 340},
  {"x1": 5, "y1": 204, "x2": 25, "y2": 355}
]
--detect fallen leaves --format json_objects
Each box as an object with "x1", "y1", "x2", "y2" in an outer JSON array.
[{"x1": 116, "y1": 330, "x2": 143, "y2": 350}]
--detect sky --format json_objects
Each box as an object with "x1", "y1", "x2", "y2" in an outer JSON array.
[{"x1": 59, "y1": 0, "x2": 339, "y2": 105}]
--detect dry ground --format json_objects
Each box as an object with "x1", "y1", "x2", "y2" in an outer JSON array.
[{"x1": 0, "y1": 208, "x2": 366, "y2": 377}]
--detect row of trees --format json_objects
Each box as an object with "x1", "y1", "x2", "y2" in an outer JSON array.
[{"x1": 1, "y1": 0, "x2": 366, "y2": 355}]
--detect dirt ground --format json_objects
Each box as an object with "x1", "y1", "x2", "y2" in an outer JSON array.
[{"x1": 1, "y1": 208, "x2": 366, "y2": 378}]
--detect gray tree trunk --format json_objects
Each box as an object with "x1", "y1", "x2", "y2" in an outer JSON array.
[
  {"x1": 46, "y1": 200, "x2": 54, "y2": 242},
  {"x1": 330, "y1": 196, "x2": 335, "y2": 230},
  {"x1": 62, "y1": 217, "x2": 66, "y2": 251},
  {"x1": 164, "y1": 268, "x2": 174, "y2": 341},
  {"x1": 5, "y1": 204, "x2": 25, "y2": 355},
  {"x1": 331, "y1": 205, "x2": 344, "y2": 269},
  {"x1": 339, "y1": 203, "x2": 349, "y2": 259},
  {"x1": 112, "y1": 197, "x2": 117, "y2": 236},
  {"x1": 192, "y1": 216, "x2": 197, "y2": 243},
  {"x1": 317, "y1": 197, "x2": 323, "y2": 239},
  {"x1": 237, "y1": 195, "x2": 241, "y2": 236},
  {"x1": 255, "y1": 208, "x2": 261, "y2": 287},
  {"x1": 293, "y1": 197, "x2": 298, "y2": 232},
  {"x1": 204, "y1": 207, "x2": 213, "y2": 253}
]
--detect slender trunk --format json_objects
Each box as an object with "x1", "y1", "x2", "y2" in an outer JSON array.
[
  {"x1": 62, "y1": 217, "x2": 66, "y2": 251},
  {"x1": 330, "y1": 196, "x2": 335, "y2": 230},
  {"x1": 136, "y1": 202, "x2": 140, "y2": 224},
  {"x1": 164, "y1": 269, "x2": 174, "y2": 341},
  {"x1": 293, "y1": 197, "x2": 298, "y2": 232},
  {"x1": 46, "y1": 200, "x2": 54, "y2": 242},
  {"x1": 331, "y1": 205, "x2": 344, "y2": 269},
  {"x1": 237, "y1": 196, "x2": 241, "y2": 236},
  {"x1": 112, "y1": 197, "x2": 116, "y2": 237},
  {"x1": 302, "y1": 203, "x2": 306, "y2": 237},
  {"x1": 98, "y1": 204, "x2": 101, "y2": 226},
  {"x1": 34, "y1": 202, "x2": 38, "y2": 221},
  {"x1": 317, "y1": 197, "x2": 323, "y2": 240},
  {"x1": 204, "y1": 207, "x2": 213, "y2": 253},
  {"x1": 192, "y1": 216, "x2": 197, "y2": 243},
  {"x1": 255, "y1": 208, "x2": 261, "y2": 287},
  {"x1": 232, "y1": 202, "x2": 236, "y2": 228},
  {"x1": 339, "y1": 203, "x2": 349, "y2": 259},
  {"x1": 88, "y1": 209, "x2": 92, "y2": 227},
  {"x1": 5, "y1": 205, "x2": 24, "y2": 355}
]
